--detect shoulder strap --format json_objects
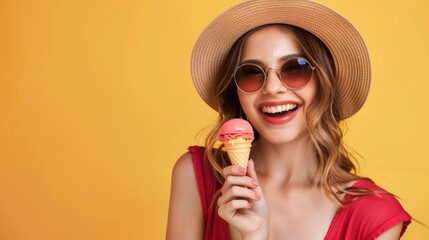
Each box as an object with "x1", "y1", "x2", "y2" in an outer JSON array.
[{"x1": 188, "y1": 146, "x2": 217, "y2": 225}]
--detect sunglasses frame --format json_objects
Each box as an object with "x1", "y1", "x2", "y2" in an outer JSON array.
[{"x1": 232, "y1": 57, "x2": 316, "y2": 93}]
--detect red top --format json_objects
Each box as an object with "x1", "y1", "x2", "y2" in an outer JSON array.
[{"x1": 189, "y1": 146, "x2": 412, "y2": 240}]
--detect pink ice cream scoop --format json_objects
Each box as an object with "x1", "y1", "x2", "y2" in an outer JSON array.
[{"x1": 217, "y1": 118, "x2": 254, "y2": 142}]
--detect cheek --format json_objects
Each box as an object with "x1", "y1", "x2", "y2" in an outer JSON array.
[
  {"x1": 303, "y1": 77, "x2": 318, "y2": 104},
  {"x1": 237, "y1": 91, "x2": 247, "y2": 108},
  {"x1": 237, "y1": 91, "x2": 255, "y2": 113}
]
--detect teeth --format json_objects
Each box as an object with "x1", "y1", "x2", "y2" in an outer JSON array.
[{"x1": 262, "y1": 104, "x2": 297, "y2": 114}]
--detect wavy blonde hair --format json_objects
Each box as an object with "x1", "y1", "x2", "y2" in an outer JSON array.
[{"x1": 204, "y1": 24, "x2": 370, "y2": 205}]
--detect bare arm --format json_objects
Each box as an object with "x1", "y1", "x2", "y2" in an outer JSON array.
[
  {"x1": 166, "y1": 152, "x2": 204, "y2": 240},
  {"x1": 375, "y1": 222, "x2": 403, "y2": 240}
]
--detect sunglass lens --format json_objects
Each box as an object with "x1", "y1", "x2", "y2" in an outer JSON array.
[
  {"x1": 235, "y1": 64, "x2": 265, "y2": 92},
  {"x1": 281, "y1": 58, "x2": 313, "y2": 89}
]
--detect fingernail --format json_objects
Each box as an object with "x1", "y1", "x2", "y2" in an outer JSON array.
[
  {"x1": 255, "y1": 193, "x2": 261, "y2": 200},
  {"x1": 239, "y1": 167, "x2": 247, "y2": 173},
  {"x1": 252, "y1": 180, "x2": 259, "y2": 187}
]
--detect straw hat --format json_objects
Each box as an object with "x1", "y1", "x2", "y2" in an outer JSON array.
[{"x1": 190, "y1": 0, "x2": 371, "y2": 120}]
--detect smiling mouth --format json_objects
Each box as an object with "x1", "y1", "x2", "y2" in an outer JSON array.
[{"x1": 261, "y1": 103, "x2": 298, "y2": 116}]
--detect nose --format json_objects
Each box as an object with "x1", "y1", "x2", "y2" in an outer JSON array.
[{"x1": 261, "y1": 68, "x2": 287, "y2": 95}]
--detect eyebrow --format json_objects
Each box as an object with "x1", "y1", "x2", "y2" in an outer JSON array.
[{"x1": 239, "y1": 53, "x2": 306, "y2": 66}]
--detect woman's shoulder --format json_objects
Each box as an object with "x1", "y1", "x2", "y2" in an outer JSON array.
[
  {"x1": 171, "y1": 149, "x2": 200, "y2": 193},
  {"x1": 350, "y1": 179, "x2": 403, "y2": 210},
  {"x1": 167, "y1": 148, "x2": 205, "y2": 239},
  {"x1": 172, "y1": 151, "x2": 194, "y2": 177},
  {"x1": 351, "y1": 178, "x2": 383, "y2": 191},
  {"x1": 347, "y1": 179, "x2": 407, "y2": 214},
  {"x1": 341, "y1": 179, "x2": 412, "y2": 239},
  {"x1": 172, "y1": 146, "x2": 216, "y2": 196},
  {"x1": 172, "y1": 146, "x2": 205, "y2": 174},
  {"x1": 171, "y1": 146, "x2": 219, "y2": 221}
]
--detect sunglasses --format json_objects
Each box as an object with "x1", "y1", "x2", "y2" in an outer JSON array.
[{"x1": 232, "y1": 57, "x2": 316, "y2": 93}]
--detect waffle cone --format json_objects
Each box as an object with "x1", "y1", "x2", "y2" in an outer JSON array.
[{"x1": 223, "y1": 141, "x2": 252, "y2": 168}]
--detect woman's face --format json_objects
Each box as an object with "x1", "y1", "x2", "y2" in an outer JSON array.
[{"x1": 237, "y1": 26, "x2": 317, "y2": 145}]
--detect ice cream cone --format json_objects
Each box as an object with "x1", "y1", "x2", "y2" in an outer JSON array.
[
  {"x1": 217, "y1": 119, "x2": 254, "y2": 168},
  {"x1": 224, "y1": 141, "x2": 252, "y2": 168}
]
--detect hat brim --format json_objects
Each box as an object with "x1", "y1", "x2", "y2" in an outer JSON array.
[{"x1": 191, "y1": 0, "x2": 371, "y2": 120}]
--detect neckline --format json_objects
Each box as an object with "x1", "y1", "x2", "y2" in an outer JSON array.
[
  {"x1": 323, "y1": 179, "x2": 367, "y2": 239},
  {"x1": 225, "y1": 179, "x2": 367, "y2": 240}
]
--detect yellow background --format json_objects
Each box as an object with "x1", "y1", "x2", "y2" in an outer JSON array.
[{"x1": 0, "y1": 0, "x2": 428, "y2": 239}]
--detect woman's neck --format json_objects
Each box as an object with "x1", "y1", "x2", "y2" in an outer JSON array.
[{"x1": 250, "y1": 136, "x2": 317, "y2": 186}]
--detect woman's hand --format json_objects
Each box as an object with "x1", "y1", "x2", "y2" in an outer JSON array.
[{"x1": 217, "y1": 159, "x2": 269, "y2": 240}]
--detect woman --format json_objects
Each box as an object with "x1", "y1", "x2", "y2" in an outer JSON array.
[{"x1": 167, "y1": 1, "x2": 411, "y2": 239}]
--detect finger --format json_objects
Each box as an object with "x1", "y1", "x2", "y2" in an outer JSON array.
[
  {"x1": 218, "y1": 185, "x2": 261, "y2": 206},
  {"x1": 247, "y1": 159, "x2": 262, "y2": 194},
  {"x1": 221, "y1": 175, "x2": 258, "y2": 194},
  {"x1": 218, "y1": 199, "x2": 252, "y2": 220},
  {"x1": 246, "y1": 159, "x2": 258, "y2": 181},
  {"x1": 222, "y1": 164, "x2": 247, "y2": 178}
]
